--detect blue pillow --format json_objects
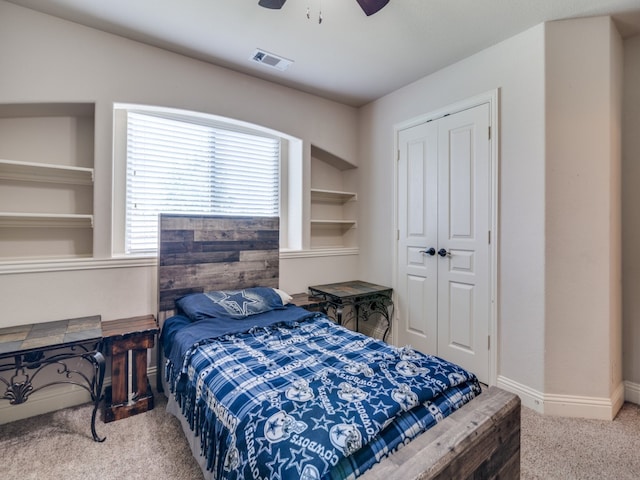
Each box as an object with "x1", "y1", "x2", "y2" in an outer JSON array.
[{"x1": 176, "y1": 287, "x2": 286, "y2": 321}]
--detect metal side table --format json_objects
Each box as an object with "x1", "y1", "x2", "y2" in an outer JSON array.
[
  {"x1": 308, "y1": 280, "x2": 393, "y2": 341},
  {"x1": 0, "y1": 315, "x2": 105, "y2": 441}
]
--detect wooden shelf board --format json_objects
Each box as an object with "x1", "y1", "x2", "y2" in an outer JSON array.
[
  {"x1": 310, "y1": 219, "x2": 357, "y2": 231},
  {"x1": 311, "y1": 144, "x2": 356, "y2": 171},
  {"x1": 0, "y1": 159, "x2": 94, "y2": 185},
  {"x1": 0, "y1": 212, "x2": 94, "y2": 228},
  {"x1": 310, "y1": 188, "x2": 357, "y2": 203}
]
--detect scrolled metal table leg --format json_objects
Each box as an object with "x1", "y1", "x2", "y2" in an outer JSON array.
[
  {"x1": 335, "y1": 304, "x2": 344, "y2": 325},
  {"x1": 90, "y1": 350, "x2": 106, "y2": 442}
]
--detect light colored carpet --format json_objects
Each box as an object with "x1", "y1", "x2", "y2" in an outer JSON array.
[
  {"x1": 520, "y1": 401, "x2": 640, "y2": 479},
  {"x1": 2, "y1": 394, "x2": 640, "y2": 479},
  {"x1": 1, "y1": 395, "x2": 204, "y2": 480}
]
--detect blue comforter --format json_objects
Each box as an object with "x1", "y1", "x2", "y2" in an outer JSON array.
[{"x1": 163, "y1": 306, "x2": 481, "y2": 480}]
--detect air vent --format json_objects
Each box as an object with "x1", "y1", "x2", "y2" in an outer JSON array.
[{"x1": 250, "y1": 49, "x2": 293, "y2": 71}]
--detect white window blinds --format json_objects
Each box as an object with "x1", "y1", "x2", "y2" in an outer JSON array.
[{"x1": 125, "y1": 112, "x2": 280, "y2": 254}]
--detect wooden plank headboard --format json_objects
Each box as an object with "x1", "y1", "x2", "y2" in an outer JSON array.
[{"x1": 157, "y1": 214, "x2": 280, "y2": 323}]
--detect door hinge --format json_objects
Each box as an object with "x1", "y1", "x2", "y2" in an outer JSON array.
[
  {"x1": 488, "y1": 230, "x2": 491, "y2": 244},
  {"x1": 488, "y1": 126, "x2": 491, "y2": 140},
  {"x1": 397, "y1": 229, "x2": 400, "y2": 240},
  {"x1": 488, "y1": 335, "x2": 491, "y2": 350},
  {"x1": 397, "y1": 150, "x2": 400, "y2": 161}
]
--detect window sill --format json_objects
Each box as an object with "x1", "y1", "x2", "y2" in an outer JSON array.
[
  {"x1": 0, "y1": 248, "x2": 359, "y2": 275},
  {"x1": 279, "y1": 247, "x2": 359, "y2": 259}
]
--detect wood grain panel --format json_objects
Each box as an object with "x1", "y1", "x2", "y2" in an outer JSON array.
[{"x1": 158, "y1": 214, "x2": 280, "y2": 317}]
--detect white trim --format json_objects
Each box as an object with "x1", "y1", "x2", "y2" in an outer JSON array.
[
  {"x1": 497, "y1": 375, "x2": 625, "y2": 420},
  {"x1": 624, "y1": 380, "x2": 640, "y2": 405},
  {"x1": 0, "y1": 256, "x2": 157, "y2": 275},
  {"x1": 392, "y1": 89, "x2": 500, "y2": 386},
  {"x1": 543, "y1": 382, "x2": 624, "y2": 420},
  {"x1": 497, "y1": 375, "x2": 545, "y2": 413},
  {"x1": 1, "y1": 248, "x2": 361, "y2": 274},
  {"x1": 280, "y1": 247, "x2": 359, "y2": 259}
]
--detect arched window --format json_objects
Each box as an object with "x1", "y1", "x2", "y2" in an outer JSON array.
[{"x1": 113, "y1": 105, "x2": 300, "y2": 255}]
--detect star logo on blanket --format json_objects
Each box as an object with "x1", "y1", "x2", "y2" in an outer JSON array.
[
  {"x1": 216, "y1": 290, "x2": 262, "y2": 316},
  {"x1": 311, "y1": 413, "x2": 334, "y2": 432},
  {"x1": 448, "y1": 371, "x2": 466, "y2": 385},
  {"x1": 287, "y1": 446, "x2": 316, "y2": 475},
  {"x1": 329, "y1": 423, "x2": 362, "y2": 456},
  {"x1": 371, "y1": 399, "x2": 393, "y2": 416},
  {"x1": 264, "y1": 411, "x2": 308, "y2": 443},
  {"x1": 265, "y1": 449, "x2": 289, "y2": 479}
]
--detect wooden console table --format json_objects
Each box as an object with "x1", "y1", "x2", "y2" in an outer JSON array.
[
  {"x1": 308, "y1": 280, "x2": 393, "y2": 341},
  {"x1": 101, "y1": 315, "x2": 158, "y2": 422},
  {"x1": 0, "y1": 315, "x2": 105, "y2": 441}
]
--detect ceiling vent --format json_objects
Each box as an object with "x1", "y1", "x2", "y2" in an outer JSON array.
[{"x1": 250, "y1": 49, "x2": 293, "y2": 71}]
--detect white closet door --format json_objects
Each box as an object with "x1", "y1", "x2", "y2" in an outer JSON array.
[{"x1": 396, "y1": 103, "x2": 491, "y2": 383}]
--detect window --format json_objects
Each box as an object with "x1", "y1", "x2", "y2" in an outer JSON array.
[{"x1": 123, "y1": 111, "x2": 280, "y2": 254}]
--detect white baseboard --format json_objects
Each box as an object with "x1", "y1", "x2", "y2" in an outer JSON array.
[
  {"x1": 0, "y1": 366, "x2": 158, "y2": 424},
  {"x1": 543, "y1": 381, "x2": 624, "y2": 420},
  {"x1": 497, "y1": 375, "x2": 625, "y2": 420},
  {"x1": 496, "y1": 375, "x2": 545, "y2": 413},
  {"x1": 624, "y1": 380, "x2": 640, "y2": 405}
]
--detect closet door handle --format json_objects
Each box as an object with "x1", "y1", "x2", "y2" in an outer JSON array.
[
  {"x1": 420, "y1": 248, "x2": 436, "y2": 256},
  {"x1": 438, "y1": 248, "x2": 451, "y2": 257}
]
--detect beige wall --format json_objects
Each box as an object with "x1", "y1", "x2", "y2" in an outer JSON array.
[
  {"x1": 622, "y1": 34, "x2": 640, "y2": 392},
  {"x1": 544, "y1": 17, "x2": 623, "y2": 409},
  {"x1": 358, "y1": 24, "x2": 548, "y2": 395},
  {"x1": 358, "y1": 16, "x2": 627, "y2": 417},
  {"x1": 0, "y1": 1, "x2": 360, "y2": 330}
]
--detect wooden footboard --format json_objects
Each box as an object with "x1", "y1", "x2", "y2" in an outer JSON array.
[{"x1": 360, "y1": 387, "x2": 521, "y2": 480}]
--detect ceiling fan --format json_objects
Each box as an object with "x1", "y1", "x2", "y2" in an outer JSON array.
[{"x1": 258, "y1": 0, "x2": 390, "y2": 17}]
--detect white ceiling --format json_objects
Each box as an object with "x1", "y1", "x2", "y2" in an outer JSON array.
[{"x1": 7, "y1": 0, "x2": 640, "y2": 106}]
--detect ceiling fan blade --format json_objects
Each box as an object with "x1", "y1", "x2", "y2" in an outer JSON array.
[
  {"x1": 356, "y1": 0, "x2": 390, "y2": 16},
  {"x1": 258, "y1": 0, "x2": 287, "y2": 9}
]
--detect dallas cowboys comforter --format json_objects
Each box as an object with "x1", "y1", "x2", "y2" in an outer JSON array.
[{"x1": 163, "y1": 304, "x2": 481, "y2": 480}]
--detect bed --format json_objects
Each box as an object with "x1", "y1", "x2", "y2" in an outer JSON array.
[{"x1": 157, "y1": 214, "x2": 521, "y2": 480}]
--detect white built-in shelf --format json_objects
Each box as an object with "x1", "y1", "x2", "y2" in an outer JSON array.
[
  {"x1": 0, "y1": 212, "x2": 94, "y2": 228},
  {"x1": 310, "y1": 145, "x2": 356, "y2": 171},
  {"x1": 310, "y1": 188, "x2": 357, "y2": 203},
  {"x1": 310, "y1": 219, "x2": 357, "y2": 230},
  {"x1": 0, "y1": 159, "x2": 94, "y2": 185}
]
